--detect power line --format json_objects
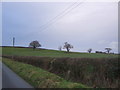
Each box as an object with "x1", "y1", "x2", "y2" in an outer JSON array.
[
  {"x1": 40, "y1": 0, "x2": 84, "y2": 31},
  {"x1": 39, "y1": 0, "x2": 85, "y2": 32},
  {"x1": 39, "y1": 0, "x2": 79, "y2": 29}
]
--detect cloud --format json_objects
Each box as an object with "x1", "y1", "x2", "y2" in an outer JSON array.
[
  {"x1": 2, "y1": 2, "x2": 118, "y2": 53},
  {"x1": 98, "y1": 40, "x2": 109, "y2": 45}
]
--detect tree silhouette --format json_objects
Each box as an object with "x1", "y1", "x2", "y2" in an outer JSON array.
[
  {"x1": 88, "y1": 48, "x2": 92, "y2": 53},
  {"x1": 58, "y1": 46, "x2": 62, "y2": 51},
  {"x1": 63, "y1": 42, "x2": 73, "y2": 53},
  {"x1": 29, "y1": 40, "x2": 41, "y2": 49},
  {"x1": 105, "y1": 48, "x2": 112, "y2": 53}
]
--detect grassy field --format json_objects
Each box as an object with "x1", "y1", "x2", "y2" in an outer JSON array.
[
  {"x1": 2, "y1": 58, "x2": 87, "y2": 88},
  {"x1": 2, "y1": 47, "x2": 118, "y2": 58},
  {"x1": 2, "y1": 46, "x2": 119, "y2": 88}
]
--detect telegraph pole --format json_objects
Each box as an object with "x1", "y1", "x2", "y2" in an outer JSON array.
[{"x1": 13, "y1": 37, "x2": 15, "y2": 47}]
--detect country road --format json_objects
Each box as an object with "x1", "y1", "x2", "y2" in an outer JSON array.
[{"x1": 2, "y1": 63, "x2": 34, "y2": 88}]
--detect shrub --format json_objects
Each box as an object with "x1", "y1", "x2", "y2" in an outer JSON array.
[{"x1": 2, "y1": 55, "x2": 119, "y2": 88}]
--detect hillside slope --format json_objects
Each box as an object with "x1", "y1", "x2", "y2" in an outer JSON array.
[{"x1": 2, "y1": 46, "x2": 118, "y2": 58}]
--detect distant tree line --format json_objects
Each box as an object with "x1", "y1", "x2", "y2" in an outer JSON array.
[
  {"x1": 29, "y1": 40, "x2": 113, "y2": 54},
  {"x1": 95, "y1": 48, "x2": 113, "y2": 54}
]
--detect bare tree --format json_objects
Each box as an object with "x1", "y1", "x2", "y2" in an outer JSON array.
[
  {"x1": 88, "y1": 48, "x2": 92, "y2": 53},
  {"x1": 29, "y1": 40, "x2": 41, "y2": 49},
  {"x1": 58, "y1": 46, "x2": 62, "y2": 51},
  {"x1": 63, "y1": 42, "x2": 73, "y2": 53},
  {"x1": 105, "y1": 48, "x2": 112, "y2": 53}
]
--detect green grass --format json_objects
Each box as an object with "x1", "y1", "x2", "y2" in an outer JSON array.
[
  {"x1": 2, "y1": 58, "x2": 87, "y2": 88},
  {"x1": 2, "y1": 47, "x2": 118, "y2": 58},
  {"x1": 0, "y1": 47, "x2": 2, "y2": 55}
]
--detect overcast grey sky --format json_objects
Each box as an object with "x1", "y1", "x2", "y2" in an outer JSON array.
[{"x1": 2, "y1": 1, "x2": 118, "y2": 53}]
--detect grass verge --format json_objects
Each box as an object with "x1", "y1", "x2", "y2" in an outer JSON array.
[
  {"x1": 2, "y1": 58, "x2": 87, "y2": 88},
  {"x1": 3, "y1": 55, "x2": 119, "y2": 88}
]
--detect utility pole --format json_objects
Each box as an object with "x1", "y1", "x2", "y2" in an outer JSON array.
[{"x1": 13, "y1": 37, "x2": 15, "y2": 47}]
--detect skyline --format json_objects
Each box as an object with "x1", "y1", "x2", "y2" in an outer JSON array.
[{"x1": 2, "y1": 1, "x2": 118, "y2": 53}]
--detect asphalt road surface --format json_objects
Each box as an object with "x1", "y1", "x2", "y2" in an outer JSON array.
[{"x1": 2, "y1": 63, "x2": 34, "y2": 88}]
